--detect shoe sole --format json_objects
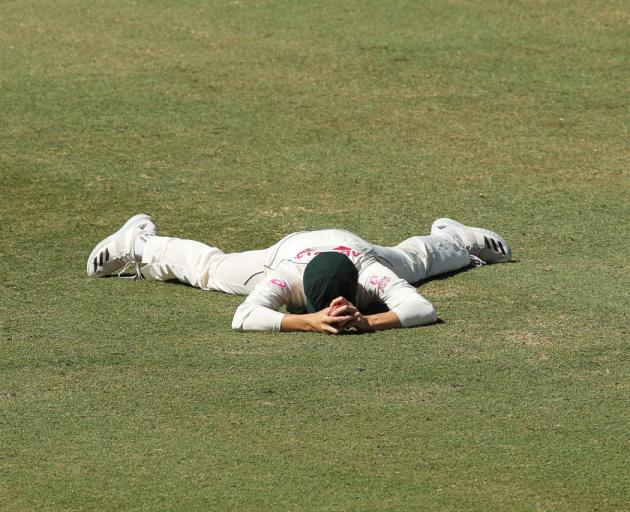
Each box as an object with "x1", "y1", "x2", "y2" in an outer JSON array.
[{"x1": 86, "y1": 213, "x2": 154, "y2": 276}]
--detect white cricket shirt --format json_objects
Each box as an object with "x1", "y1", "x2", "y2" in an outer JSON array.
[{"x1": 231, "y1": 229, "x2": 437, "y2": 331}]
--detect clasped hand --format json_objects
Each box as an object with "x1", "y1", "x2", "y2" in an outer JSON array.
[{"x1": 311, "y1": 296, "x2": 372, "y2": 335}]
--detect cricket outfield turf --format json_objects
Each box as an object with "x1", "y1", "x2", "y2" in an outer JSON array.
[{"x1": 1, "y1": 1, "x2": 628, "y2": 510}]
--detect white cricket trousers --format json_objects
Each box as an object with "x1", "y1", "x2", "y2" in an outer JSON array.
[{"x1": 139, "y1": 233, "x2": 471, "y2": 295}]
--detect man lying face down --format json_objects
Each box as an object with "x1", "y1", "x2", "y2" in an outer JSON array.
[{"x1": 87, "y1": 216, "x2": 512, "y2": 334}]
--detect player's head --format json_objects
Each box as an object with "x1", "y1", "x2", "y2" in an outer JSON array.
[{"x1": 303, "y1": 252, "x2": 358, "y2": 313}]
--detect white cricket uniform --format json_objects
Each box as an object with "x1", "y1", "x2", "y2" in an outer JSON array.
[{"x1": 139, "y1": 229, "x2": 471, "y2": 331}]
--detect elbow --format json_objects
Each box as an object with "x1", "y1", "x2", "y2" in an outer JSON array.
[
  {"x1": 231, "y1": 306, "x2": 246, "y2": 331},
  {"x1": 409, "y1": 304, "x2": 437, "y2": 327},
  {"x1": 417, "y1": 300, "x2": 438, "y2": 325},
  {"x1": 395, "y1": 299, "x2": 438, "y2": 328},
  {"x1": 231, "y1": 317, "x2": 243, "y2": 331},
  {"x1": 424, "y1": 305, "x2": 439, "y2": 325},
  {"x1": 230, "y1": 304, "x2": 282, "y2": 332}
]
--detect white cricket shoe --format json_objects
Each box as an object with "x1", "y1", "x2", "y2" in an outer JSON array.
[
  {"x1": 87, "y1": 213, "x2": 157, "y2": 277},
  {"x1": 431, "y1": 218, "x2": 512, "y2": 264}
]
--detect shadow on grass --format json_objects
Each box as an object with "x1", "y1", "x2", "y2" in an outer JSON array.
[
  {"x1": 412, "y1": 259, "x2": 520, "y2": 288},
  {"x1": 107, "y1": 261, "x2": 516, "y2": 334}
]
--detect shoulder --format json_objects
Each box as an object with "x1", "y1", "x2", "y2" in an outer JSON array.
[{"x1": 257, "y1": 265, "x2": 302, "y2": 293}]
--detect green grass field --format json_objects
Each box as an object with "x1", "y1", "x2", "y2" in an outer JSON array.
[{"x1": 1, "y1": 0, "x2": 628, "y2": 510}]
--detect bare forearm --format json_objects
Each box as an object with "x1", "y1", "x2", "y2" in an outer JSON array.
[
  {"x1": 281, "y1": 309, "x2": 353, "y2": 334},
  {"x1": 277, "y1": 299, "x2": 403, "y2": 334},
  {"x1": 364, "y1": 311, "x2": 403, "y2": 331},
  {"x1": 280, "y1": 313, "x2": 316, "y2": 332}
]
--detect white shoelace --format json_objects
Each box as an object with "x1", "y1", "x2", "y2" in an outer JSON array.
[
  {"x1": 117, "y1": 261, "x2": 142, "y2": 279},
  {"x1": 469, "y1": 255, "x2": 486, "y2": 267}
]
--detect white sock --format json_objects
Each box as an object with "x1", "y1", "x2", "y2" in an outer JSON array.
[{"x1": 133, "y1": 233, "x2": 154, "y2": 260}]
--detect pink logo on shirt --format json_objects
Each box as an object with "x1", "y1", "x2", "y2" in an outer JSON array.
[
  {"x1": 270, "y1": 278, "x2": 287, "y2": 288},
  {"x1": 295, "y1": 248, "x2": 318, "y2": 260},
  {"x1": 368, "y1": 275, "x2": 391, "y2": 292},
  {"x1": 294, "y1": 246, "x2": 363, "y2": 261},
  {"x1": 332, "y1": 245, "x2": 363, "y2": 259}
]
